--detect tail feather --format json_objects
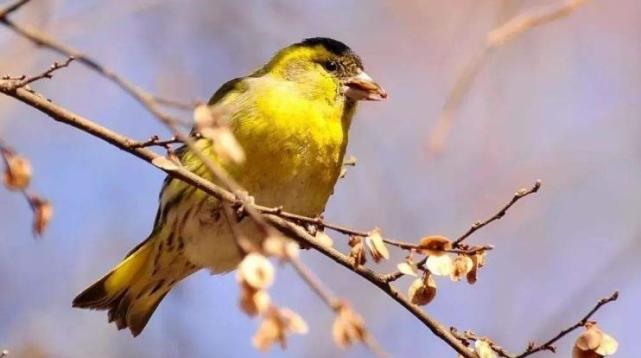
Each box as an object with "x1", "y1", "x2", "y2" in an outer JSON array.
[{"x1": 73, "y1": 238, "x2": 189, "y2": 336}]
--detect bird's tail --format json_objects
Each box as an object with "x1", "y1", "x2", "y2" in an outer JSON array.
[{"x1": 73, "y1": 233, "x2": 196, "y2": 336}]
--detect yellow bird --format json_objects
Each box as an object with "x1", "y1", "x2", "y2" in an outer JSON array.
[{"x1": 73, "y1": 37, "x2": 387, "y2": 336}]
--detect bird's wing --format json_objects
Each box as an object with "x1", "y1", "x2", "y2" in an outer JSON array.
[{"x1": 208, "y1": 76, "x2": 252, "y2": 105}]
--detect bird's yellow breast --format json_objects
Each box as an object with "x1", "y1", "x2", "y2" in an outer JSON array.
[{"x1": 225, "y1": 75, "x2": 352, "y2": 215}]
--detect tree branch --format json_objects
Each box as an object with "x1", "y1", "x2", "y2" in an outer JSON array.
[
  {"x1": 380, "y1": 180, "x2": 540, "y2": 284},
  {"x1": 515, "y1": 290, "x2": 619, "y2": 358},
  {"x1": 428, "y1": 0, "x2": 587, "y2": 154},
  {"x1": 0, "y1": 0, "x2": 28, "y2": 19},
  {"x1": 0, "y1": 1, "x2": 195, "y2": 120},
  {"x1": 3, "y1": 57, "x2": 74, "y2": 90},
  {"x1": 0, "y1": 82, "x2": 477, "y2": 358},
  {"x1": 453, "y1": 180, "x2": 541, "y2": 247}
]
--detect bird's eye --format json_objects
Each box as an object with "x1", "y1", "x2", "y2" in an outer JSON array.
[{"x1": 323, "y1": 61, "x2": 338, "y2": 72}]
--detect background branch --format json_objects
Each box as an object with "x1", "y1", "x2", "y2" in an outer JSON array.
[{"x1": 428, "y1": 0, "x2": 587, "y2": 154}]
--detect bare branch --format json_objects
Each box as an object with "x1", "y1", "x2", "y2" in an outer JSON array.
[
  {"x1": 0, "y1": 0, "x2": 28, "y2": 19},
  {"x1": 0, "y1": 83, "x2": 477, "y2": 358},
  {"x1": 515, "y1": 290, "x2": 619, "y2": 358},
  {"x1": 428, "y1": 0, "x2": 587, "y2": 154},
  {"x1": 0, "y1": 8, "x2": 194, "y2": 124},
  {"x1": 289, "y1": 256, "x2": 388, "y2": 357},
  {"x1": 449, "y1": 290, "x2": 619, "y2": 358},
  {"x1": 383, "y1": 237, "x2": 493, "y2": 255},
  {"x1": 451, "y1": 327, "x2": 513, "y2": 358},
  {"x1": 453, "y1": 180, "x2": 541, "y2": 247},
  {"x1": 266, "y1": 215, "x2": 476, "y2": 357},
  {"x1": 381, "y1": 180, "x2": 540, "y2": 284},
  {"x1": 4, "y1": 57, "x2": 74, "y2": 90},
  {"x1": 149, "y1": 95, "x2": 201, "y2": 111}
]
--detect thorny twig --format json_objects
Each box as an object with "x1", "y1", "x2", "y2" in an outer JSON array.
[{"x1": 428, "y1": 0, "x2": 587, "y2": 154}]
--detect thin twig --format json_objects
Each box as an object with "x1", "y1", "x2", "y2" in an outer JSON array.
[
  {"x1": 383, "y1": 237, "x2": 493, "y2": 255},
  {"x1": 453, "y1": 180, "x2": 541, "y2": 247},
  {"x1": 0, "y1": 0, "x2": 282, "y2": 238},
  {"x1": 6, "y1": 57, "x2": 74, "y2": 90},
  {"x1": 149, "y1": 94, "x2": 201, "y2": 110},
  {"x1": 428, "y1": 0, "x2": 587, "y2": 154},
  {"x1": 266, "y1": 215, "x2": 476, "y2": 357},
  {"x1": 289, "y1": 257, "x2": 340, "y2": 310},
  {"x1": 289, "y1": 256, "x2": 389, "y2": 357},
  {"x1": 381, "y1": 181, "x2": 540, "y2": 284},
  {"x1": 515, "y1": 290, "x2": 619, "y2": 358},
  {"x1": 451, "y1": 327, "x2": 514, "y2": 358},
  {"x1": 0, "y1": 2, "x2": 194, "y2": 123},
  {"x1": 0, "y1": 0, "x2": 28, "y2": 19}
]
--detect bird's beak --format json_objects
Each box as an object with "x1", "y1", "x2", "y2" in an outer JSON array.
[{"x1": 343, "y1": 70, "x2": 387, "y2": 101}]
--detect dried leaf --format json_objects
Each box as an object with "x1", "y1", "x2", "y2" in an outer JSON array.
[
  {"x1": 315, "y1": 231, "x2": 334, "y2": 248},
  {"x1": 209, "y1": 126, "x2": 246, "y2": 164},
  {"x1": 348, "y1": 236, "x2": 360, "y2": 247},
  {"x1": 280, "y1": 308, "x2": 309, "y2": 335},
  {"x1": 252, "y1": 312, "x2": 282, "y2": 351},
  {"x1": 263, "y1": 235, "x2": 299, "y2": 260},
  {"x1": 426, "y1": 254, "x2": 453, "y2": 276},
  {"x1": 151, "y1": 156, "x2": 179, "y2": 171},
  {"x1": 418, "y1": 235, "x2": 452, "y2": 256},
  {"x1": 193, "y1": 104, "x2": 213, "y2": 126},
  {"x1": 332, "y1": 304, "x2": 367, "y2": 349},
  {"x1": 475, "y1": 339, "x2": 497, "y2": 358},
  {"x1": 31, "y1": 197, "x2": 53, "y2": 236},
  {"x1": 365, "y1": 229, "x2": 389, "y2": 262},
  {"x1": 237, "y1": 253, "x2": 274, "y2": 290},
  {"x1": 595, "y1": 333, "x2": 618, "y2": 355},
  {"x1": 397, "y1": 261, "x2": 418, "y2": 277},
  {"x1": 572, "y1": 346, "x2": 601, "y2": 358},
  {"x1": 239, "y1": 283, "x2": 271, "y2": 316},
  {"x1": 450, "y1": 255, "x2": 474, "y2": 282},
  {"x1": 575, "y1": 323, "x2": 604, "y2": 351},
  {"x1": 348, "y1": 240, "x2": 367, "y2": 268},
  {"x1": 408, "y1": 274, "x2": 437, "y2": 306},
  {"x1": 467, "y1": 251, "x2": 487, "y2": 284},
  {"x1": 574, "y1": 323, "x2": 618, "y2": 357},
  {"x1": 252, "y1": 307, "x2": 308, "y2": 352},
  {"x1": 2, "y1": 150, "x2": 32, "y2": 191}
]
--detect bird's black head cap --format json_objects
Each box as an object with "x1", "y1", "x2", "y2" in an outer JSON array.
[
  {"x1": 301, "y1": 37, "x2": 352, "y2": 56},
  {"x1": 299, "y1": 37, "x2": 364, "y2": 72}
]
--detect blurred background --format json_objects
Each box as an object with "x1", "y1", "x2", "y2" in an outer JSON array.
[{"x1": 1, "y1": 0, "x2": 639, "y2": 357}]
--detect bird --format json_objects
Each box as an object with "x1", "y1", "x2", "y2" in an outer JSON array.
[{"x1": 72, "y1": 37, "x2": 387, "y2": 336}]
